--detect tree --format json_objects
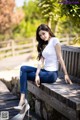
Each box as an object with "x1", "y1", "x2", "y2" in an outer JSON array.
[
  {"x1": 60, "y1": 4, "x2": 80, "y2": 28},
  {"x1": 37, "y1": 0, "x2": 60, "y2": 28},
  {"x1": 13, "y1": 0, "x2": 43, "y2": 38},
  {"x1": 0, "y1": 0, "x2": 24, "y2": 35},
  {"x1": 58, "y1": 3, "x2": 80, "y2": 42}
]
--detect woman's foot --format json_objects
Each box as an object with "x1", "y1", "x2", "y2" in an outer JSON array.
[
  {"x1": 13, "y1": 99, "x2": 28, "y2": 111},
  {"x1": 12, "y1": 100, "x2": 30, "y2": 120},
  {"x1": 13, "y1": 105, "x2": 25, "y2": 111}
]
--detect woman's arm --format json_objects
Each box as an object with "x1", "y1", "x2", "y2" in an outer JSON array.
[
  {"x1": 35, "y1": 56, "x2": 44, "y2": 87},
  {"x1": 36, "y1": 56, "x2": 44, "y2": 76},
  {"x1": 55, "y1": 44, "x2": 72, "y2": 84}
]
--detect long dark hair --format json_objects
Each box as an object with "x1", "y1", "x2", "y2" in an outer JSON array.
[{"x1": 36, "y1": 24, "x2": 55, "y2": 60}]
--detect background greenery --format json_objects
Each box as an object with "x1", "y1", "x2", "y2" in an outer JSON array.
[{"x1": 0, "y1": 0, "x2": 80, "y2": 45}]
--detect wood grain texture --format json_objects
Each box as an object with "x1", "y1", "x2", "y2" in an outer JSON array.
[{"x1": 28, "y1": 81, "x2": 80, "y2": 120}]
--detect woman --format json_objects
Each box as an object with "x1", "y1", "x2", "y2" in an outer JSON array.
[{"x1": 14, "y1": 24, "x2": 72, "y2": 114}]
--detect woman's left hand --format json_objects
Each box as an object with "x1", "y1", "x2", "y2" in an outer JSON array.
[
  {"x1": 35, "y1": 75, "x2": 40, "y2": 87},
  {"x1": 64, "y1": 75, "x2": 73, "y2": 84}
]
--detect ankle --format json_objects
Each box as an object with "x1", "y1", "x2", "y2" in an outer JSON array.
[{"x1": 19, "y1": 99, "x2": 25, "y2": 106}]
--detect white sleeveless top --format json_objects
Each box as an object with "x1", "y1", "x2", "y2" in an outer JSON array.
[{"x1": 42, "y1": 37, "x2": 60, "y2": 71}]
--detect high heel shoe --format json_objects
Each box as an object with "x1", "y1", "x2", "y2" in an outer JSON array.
[
  {"x1": 13, "y1": 106, "x2": 23, "y2": 111},
  {"x1": 25, "y1": 103, "x2": 30, "y2": 115},
  {"x1": 13, "y1": 99, "x2": 28, "y2": 111},
  {"x1": 13, "y1": 103, "x2": 25, "y2": 111},
  {"x1": 11, "y1": 100, "x2": 30, "y2": 120},
  {"x1": 24, "y1": 99, "x2": 30, "y2": 115}
]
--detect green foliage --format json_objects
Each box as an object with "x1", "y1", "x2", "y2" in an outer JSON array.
[
  {"x1": 0, "y1": 34, "x2": 5, "y2": 41},
  {"x1": 55, "y1": 3, "x2": 80, "y2": 39},
  {"x1": 23, "y1": 0, "x2": 41, "y2": 20},
  {"x1": 37, "y1": 0, "x2": 61, "y2": 27},
  {"x1": 60, "y1": 4, "x2": 80, "y2": 27},
  {"x1": 0, "y1": 0, "x2": 80, "y2": 44},
  {"x1": 72, "y1": 37, "x2": 80, "y2": 44},
  {"x1": 13, "y1": 19, "x2": 42, "y2": 39},
  {"x1": 12, "y1": 0, "x2": 44, "y2": 39},
  {"x1": 38, "y1": 0, "x2": 55, "y2": 19}
]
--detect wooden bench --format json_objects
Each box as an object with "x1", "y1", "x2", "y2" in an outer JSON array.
[
  {"x1": 27, "y1": 45, "x2": 80, "y2": 120},
  {"x1": 59, "y1": 45, "x2": 80, "y2": 83}
]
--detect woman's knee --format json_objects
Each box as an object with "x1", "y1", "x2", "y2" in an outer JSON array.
[
  {"x1": 20, "y1": 66, "x2": 27, "y2": 72},
  {"x1": 52, "y1": 71, "x2": 58, "y2": 82},
  {"x1": 50, "y1": 73, "x2": 58, "y2": 83}
]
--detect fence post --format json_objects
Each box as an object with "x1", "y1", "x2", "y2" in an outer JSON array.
[{"x1": 11, "y1": 40, "x2": 15, "y2": 56}]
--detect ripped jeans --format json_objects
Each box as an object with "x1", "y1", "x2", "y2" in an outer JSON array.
[{"x1": 20, "y1": 66, "x2": 58, "y2": 94}]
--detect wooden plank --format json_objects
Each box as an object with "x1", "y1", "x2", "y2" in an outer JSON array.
[
  {"x1": 41, "y1": 82, "x2": 80, "y2": 110},
  {"x1": 7, "y1": 109, "x2": 19, "y2": 120},
  {"x1": 0, "y1": 90, "x2": 19, "y2": 119},
  {"x1": 63, "y1": 51, "x2": 67, "y2": 68},
  {"x1": 0, "y1": 108, "x2": 19, "y2": 119},
  {"x1": 59, "y1": 50, "x2": 66, "y2": 72},
  {"x1": 71, "y1": 51, "x2": 75, "y2": 76},
  {"x1": 74, "y1": 52, "x2": 78, "y2": 76},
  {"x1": 0, "y1": 98, "x2": 19, "y2": 119},
  {"x1": 66, "y1": 51, "x2": 69, "y2": 72},
  {"x1": 68, "y1": 51, "x2": 72, "y2": 74},
  {"x1": 0, "y1": 99, "x2": 19, "y2": 110},
  {"x1": 70, "y1": 52, "x2": 74, "y2": 76},
  {"x1": 77, "y1": 53, "x2": 80, "y2": 78},
  {"x1": 62, "y1": 45, "x2": 80, "y2": 53},
  {"x1": 34, "y1": 78, "x2": 80, "y2": 110},
  {"x1": 28, "y1": 81, "x2": 77, "y2": 120},
  {"x1": 0, "y1": 92, "x2": 18, "y2": 102},
  {"x1": 76, "y1": 53, "x2": 79, "y2": 77}
]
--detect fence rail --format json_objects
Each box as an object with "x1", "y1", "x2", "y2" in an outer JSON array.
[
  {"x1": 0, "y1": 37, "x2": 75, "y2": 60},
  {"x1": 0, "y1": 38, "x2": 37, "y2": 59}
]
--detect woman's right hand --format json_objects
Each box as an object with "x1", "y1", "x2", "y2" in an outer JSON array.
[{"x1": 35, "y1": 75, "x2": 40, "y2": 87}]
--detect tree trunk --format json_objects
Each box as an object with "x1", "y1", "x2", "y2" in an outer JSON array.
[{"x1": 47, "y1": 17, "x2": 51, "y2": 28}]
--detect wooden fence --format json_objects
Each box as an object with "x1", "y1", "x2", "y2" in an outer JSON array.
[
  {"x1": 0, "y1": 37, "x2": 75, "y2": 60},
  {"x1": 0, "y1": 38, "x2": 37, "y2": 59}
]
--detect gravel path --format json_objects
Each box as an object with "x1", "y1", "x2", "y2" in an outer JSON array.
[{"x1": 0, "y1": 54, "x2": 32, "y2": 71}]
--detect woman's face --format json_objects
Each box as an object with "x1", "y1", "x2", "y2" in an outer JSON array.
[{"x1": 39, "y1": 30, "x2": 50, "y2": 41}]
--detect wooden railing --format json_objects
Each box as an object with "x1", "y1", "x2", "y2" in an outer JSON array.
[
  {"x1": 0, "y1": 37, "x2": 75, "y2": 60},
  {"x1": 59, "y1": 45, "x2": 80, "y2": 82},
  {"x1": 0, "y1": 38, "x2": 37, "y2": 59}
]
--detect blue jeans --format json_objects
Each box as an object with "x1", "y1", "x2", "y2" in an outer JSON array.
[{"x1": 20, "y1": 66, "x2": 58, "y2": 94}]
